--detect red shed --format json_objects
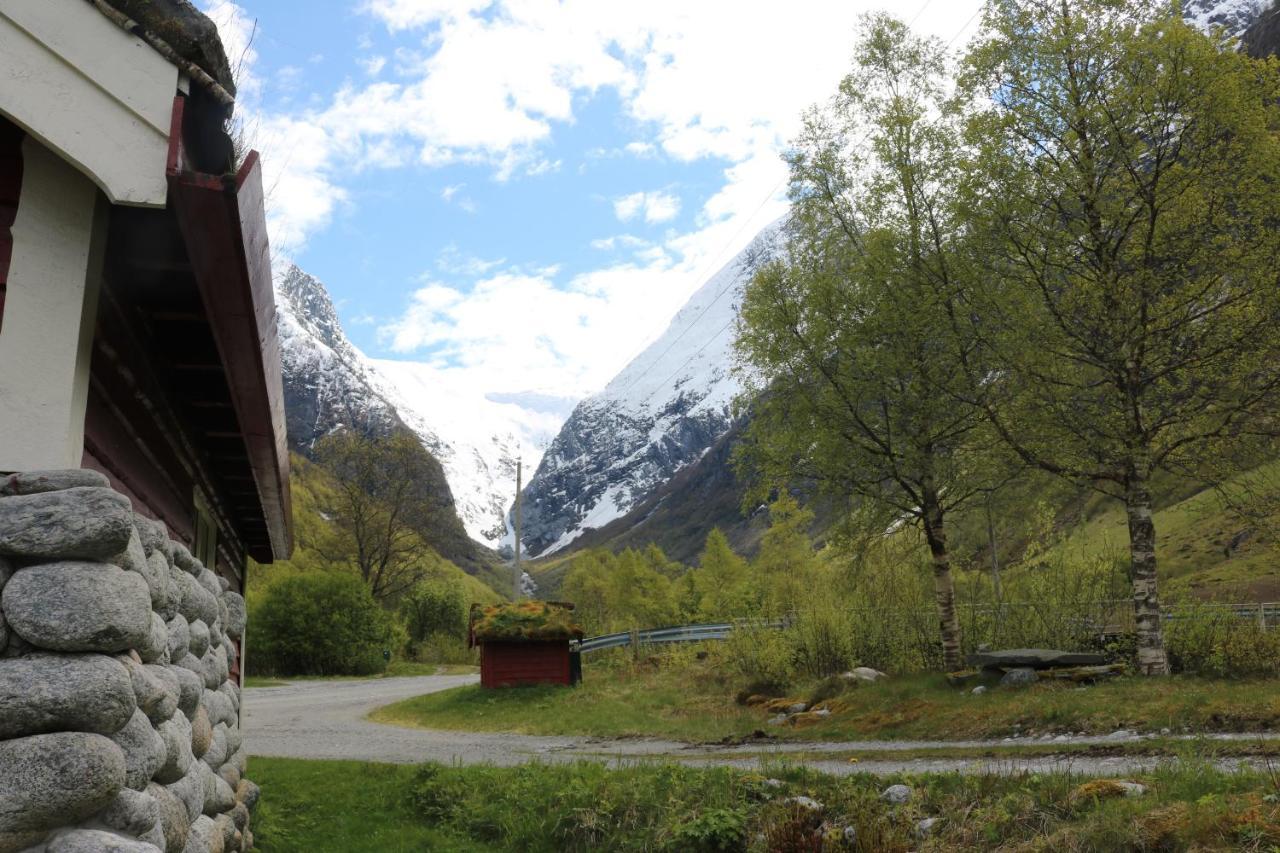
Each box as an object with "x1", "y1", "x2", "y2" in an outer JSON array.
[{"x1": 470, "y1": 601, "x2": 583, "y2": 688}]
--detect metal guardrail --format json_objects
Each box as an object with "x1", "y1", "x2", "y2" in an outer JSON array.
[{"x1": 574, "y1": 618, "x2": 790, "y2": 654}]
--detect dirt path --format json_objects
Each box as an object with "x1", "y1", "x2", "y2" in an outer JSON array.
[{"x1": 244, "y1": 675, "x2": 1275, "y2": 777}]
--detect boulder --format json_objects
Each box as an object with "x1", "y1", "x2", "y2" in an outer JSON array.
[
  {"x1": 144, "y1": 551, "x2": 174, "y2": 617},
  {"x1": 218, "y1": 763, "x2": 241, "y2": 792},
  {"x1": 121, "y1": 656, "x2": 178, "y2": 724},
  {"x1": 0, "y1": 731, "x2": 126, "y2": 832},
  {"x1": 229, "y1": 801, "x2": 249, "y2": 832},
  {"x1": 0, "y1": 469, "x2": 110, "y2": 495},
  {"x1": 199, "y1": 760, "x2": 236, "y2": 816},
  {"x1": 880, "y1": 784, "x2": 912, "y2": 805},
  {"x1": 222, "y1": 725, "x2": 242, "y2": 758},
  {"x1": 196, "y1": 569, "x2": 221, "y2": 600},
  {"x1": 214, "y1": 813, "x2": 236, "y2": 850},
  {"x1": 222, "y1": 593, "x2": 245, "y2": 639},
  {"x1": 1070, "y1": 779, "x2": 1147, "y2": 802},
  {"x1": 914, "y1": 817, "x2": 941, "y2": 839},
  {"x1": 173, "y1": 664, "x2": 203, "y2": 720},
  {"x1": 1000, "y1": 668, "x2": 1040, "y2": 688},
  {"x1": 190, "y1": 705, "x2": 213, "y2": 759},
  {"x1": 137, "y1": 612, "x2": 170, "y2": 665},
  {"x1": 217, "y1": 681, "x2": 240, "y2": 715},
  {"x1": 842, "y1": 666, "x2": 887, "y2": 683},
  {"x1": 234, "y1": 779, "x2": 259, "y2": 812},
  {"x1": 154, "y1": 710, "x2": 195, "y2": 784},
  {"x1": 183, "y1": 815, "x2": 222, "y2": 853},
  {"x1": 967, "y1": 649, "x2": 1108, "y2": 669},
  {"x1": 0, "y1": 829, "x2": 48, "y2": 853},
  {"x1": 172, "y1": 544, "x2": 198, "y2": 575},
  {"x1": 44, "y1": 829, "x2": 161, "y2": 852},
  {"x1": 0, "y1": 652, "x2": 135, "y2": 739},
  {"x1": 133, "y1": 514, "x2": 170, "y2": 557},
  {"x1": 783, "y1": 795, "x2": 823, "y2": 812},
  {"x1": 174, "y1": 572, "x2": 219, "y2": 628},
  {"x1": 166, "y1": 615, "x2": 191, "y2": 661},
  {"x1": 0, "y1": 487, "x2": 133, "y2": 560},
  {"x1": 2, "y1": 562, "x2": 151, "y2": 652},
  {"x1": 202, "y1": 724, "x2": 229, "y2": 769},
  {"x1": 98, "y1": 786, "x2": 161, "y2": 836},
  {"x1": 188, "y1": 620, "x2": 211, "y2": 658},
  {"x1": 145, "y1": 664, "x2": 182, "y2": 720},
  {"x1": 109, "y1": 708, "x2": 167, "y2": 790},
  {"x1": 147, "y1": 781, "x2": 190, "y2": 852},
  {"x1": 140, "y1": 823, "x2": 167, "y2": 851},
  {"x1": 165, "y1": 764, "x2": 205, "y2": 824},
  {"x1": 199, "y1": 648, "x2": 222, "y2": 689}
]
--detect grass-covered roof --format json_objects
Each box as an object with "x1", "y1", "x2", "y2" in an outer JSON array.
[{"x1": 471, "y1": 601, "x2": 583, "y2": 643}]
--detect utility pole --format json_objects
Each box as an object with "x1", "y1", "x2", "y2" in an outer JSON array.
[{"x1": 514, "y1": 457, "x2": 523, "y2": 593}]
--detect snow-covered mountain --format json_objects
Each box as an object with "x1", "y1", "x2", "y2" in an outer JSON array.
[
  {"x1": 516, "y1": 225, "x2": 781, "y2": 557},
  {"x1": 1184, "y1": 0, "x2": 1270, "y2": 36},
  {"x1": 274, "y1": 264, "x2": 558, "y2": 548}
]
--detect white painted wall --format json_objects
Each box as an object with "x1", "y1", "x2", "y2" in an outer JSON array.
[
  {"x1": 0, "y1": 0, "x2": 176, "y2": 208},
  {"x1": 0, "y1": 138, "x2": 105, "y2": 471}
]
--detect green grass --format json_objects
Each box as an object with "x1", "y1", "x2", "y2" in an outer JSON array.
[
  {"x1": 370, "y1": 657, "x2": 1280, "y2": 743},
  {"x1": 249, "y1": 758, "x2": 492, "y2": 852},
  {"x1": 250, "y1": 755, "x2": 1280, "y2": 852},
  {"x1": 243, "y1": 677, "x2": 291, "y2": 688}
]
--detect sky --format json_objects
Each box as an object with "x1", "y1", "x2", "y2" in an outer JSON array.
[{"x1": 205, "y1": 0, "x2": 985, "y2": 422}]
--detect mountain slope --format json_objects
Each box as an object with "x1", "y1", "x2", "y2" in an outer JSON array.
[{"x1": 517, "y1": 225, "x2": 780, "y2": 558}]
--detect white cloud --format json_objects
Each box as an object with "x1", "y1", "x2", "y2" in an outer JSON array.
[
  {"x1": 613, "y1": 190, "x2": 680, "y2": 224},
  {"x1": 360, "y1": 55, "x2": 388, "y2": 76}
]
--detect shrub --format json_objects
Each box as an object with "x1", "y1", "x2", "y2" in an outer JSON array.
[
  {"x1": 718, "y1": 625, "x2": 795, "y2": 694},
  {"x1": 400, "y1": 579, "x2": 468, "y2": 659},
  {"x1": 249, "y1": 572, "x2": 397, "y2": 676},
  {"x1": 789, "y1": 601, "x2": 856, "y2": 678},
  {"x1": 1165, "y1": 602, "x2": 1280, "y2": 678}
]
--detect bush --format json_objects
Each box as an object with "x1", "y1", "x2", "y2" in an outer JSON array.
[
  {"x1": 249, "y1": 573, "x2": 398, "y2": 676},
  {"x1": 789, "y1": 601, "x2": 856, "y2": 678},
  {"x1": 718, "y1": 625, "x2": 795, "y2": 694},
  {"x1": 400, "y1": 579, "x2": 468, "y2": 659},
  {"x1": 1165, "y1": 602, "x2": 1280, "y2": 678}
]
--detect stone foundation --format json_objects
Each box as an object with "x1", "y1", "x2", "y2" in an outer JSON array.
[{"x1": 0, "y1": 470, "x2": 257, "y2": 852}]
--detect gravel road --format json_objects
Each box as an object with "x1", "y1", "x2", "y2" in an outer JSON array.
[{"x1": 244, "y1": 675, "x2": 1274, "y2": 777}]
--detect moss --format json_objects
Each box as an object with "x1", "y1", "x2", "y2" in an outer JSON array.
[{"x1": 471, "y1": 601, "x2": 584, "y2": 642}]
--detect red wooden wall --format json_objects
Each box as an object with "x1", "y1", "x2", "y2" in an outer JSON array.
[{"x1": 480, "y1": 640, "x2": 571, "y2": 688}]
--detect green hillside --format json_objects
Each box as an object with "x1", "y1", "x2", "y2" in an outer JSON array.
[{"x1": 248, "y1": 453, "x2": 503, "y2": 607}]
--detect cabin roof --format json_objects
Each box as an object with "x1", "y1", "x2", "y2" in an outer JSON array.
[{"x1": 98, "y1": 0, "x2": 237, "y2": 97}]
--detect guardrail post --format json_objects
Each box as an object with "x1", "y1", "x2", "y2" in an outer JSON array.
[{"x1": 630, "y1": 627, "x2": 639, "y2": 659}]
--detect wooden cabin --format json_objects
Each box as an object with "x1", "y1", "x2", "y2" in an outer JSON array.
[
  {"x1": 470, "y1": 601, "x2": 583, "y2": 688},
  {"x1": 0, "y1": 0, "x2": 292, "y2": 591}
]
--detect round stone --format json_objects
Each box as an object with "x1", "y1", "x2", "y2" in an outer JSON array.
[
  {"x1": 0, "y1": 731, "x2": 126, "y2": 832},
  {"x1": 200, "y1": 761, "x2": 235, "y2": 816},
  {"x1": 188, "y1": 620, "x2": 211, "y2": 658},
  {"x1": 191, "y1": 705, "x2": 213, "y2": 759},
  {"x1": 0, "y1": 487, "x2": 133, "y2": 560},
  {"x1": 2, "y1": 562, "x2": 151, "y2": 653},
  {"x1": 164, "y1": 764, "x2": 204, "y2": 824},
  {"x1": 108, "y1": 708, "x2": 166, "y2": 790},
  {"x1": 166, "y1": 614, "x2": 190, "y2": 661},
  {"x1": 173, "y1": 664, "x2": 203, "y2": 720},
  {"x1": 120, "y1": 656, "x2": 177, "y2": 725},
  {"x1": 185, "y1": 815, "x2": 222, "y2": 853},
  {"x1": 98, "y1": 786, "x2": 160, "y2": 836},
  {"x1": 146, "y1": 781, "x2": 189, "y2": 852},
  {"x1": 174, "y1": 572, "x2": 218, "y2": 627},
  {"x1": 0, "y1": 469, "x2": 109, "y2": 496},
  {"x1": 234, "y1": 779, "x2": 259, "y2": 812},
  {"x1": 45, "y1": 828, "x2": 162, "y2": 852},
  {"x1": 154, "y1": 709, "x2": 195, "y2": 784},
  {"x1": 136, "y1": 612, "x2": 169, "y2": 665},
  {"x1": 0, "y1": 652, "x2": 135, "y2": 739},
  {"x1": 222, "y1": 593, "x2": 245, "y2": 640}
]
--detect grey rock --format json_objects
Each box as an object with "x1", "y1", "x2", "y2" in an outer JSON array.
[
  {"x1": 112, "y1": 529, "x2": 149, "y2": 576},
  {"x1": 145, "y1": 664, "x2": 181, "y2": 721},
  {"x1": 0, "y1": 652, "x2": 135, "y2": 739},
  {"x1": 133, "y1": 514, "x2": 168, "y2": 556},
  {"x1": 0, "y1": 829, "x2": 48, "y2": 852},
  {"x1": 914, "y1": 817, "x2": 940, "y2": 839},
  {"x1": 202, "y1": 724, "x2": 229, "y2": 769},
  {"x1": 199, "y1": 648, "x2": 222, "y2": 689},
  {"x1": 121, "y1": 656, "x2": 177, "y2": 724},
  {"x1": 225, "y1": 748, "x2": 246, "y2": 776},
  {"x1": 971, "y1": 685, "x2": 988, "y2": 695},
  {"x1": 0, "y1": 487, "x2": 133, "y2": 560},
  {"x1": 190, "y1": 706, "x2": 213, "y2": 759},
  {"x1": 0, "y1": 611, "x2": 7, "y2": 655},
  {"x1": 1107, "y1": 729, "x2": 1138, "y2": 741},
  {"x1": 1000, "y1": 668, "x2": 1040, "y2": 688},
  {"x1": 783, "y1": 795, "x2": 823, "y2": 812},
  {"x1": 2, "y1": 562, "x2": 151, "y2": 652},
  {"x1": 165, "y1": 765, "x2": 204, "y2": 824},
  {"x1": 166, "y1": 615, "x2": 191, "y2": 662},
  {"x1": 196, "y1": 569, "x2": 221, "y2": 600},
  {"x1": 766, "y1": 714, "x2": 787, "y2": 726},
  {"x1": 109, "y1": 708, "x2": 166, "y2": 790},
  {"x1": 218, "y1": 763, "x2": 242, "y2": 792},
  {"x1": 968, "y1": 648, "x2": 1108, "y2": 669},
  {"x1": 229, "y1": 801, "x2": 249, "y2": 832},
  {"x1": 234, "y1": 779, "x2": 259, "y2": 812},
  {"x1": 786, "y1": 702, "x2": 808, "y2": 714},
  {"x1": 199, "y1": 760, "x2": 235, "y2": 816},
  {"x1": 172, "y1": 544, "x2": 198, "y2": 575},
  {"x1": 214, "y1": 813, "x2": 236, "y2": 850},
  {"x1": 0, "y1": 556, "x2": 10, "y2": 590},
  {"x1": 140, "y1": 823, "x2": 167, "y2": 851},
  {"x1": 881, "y1": 784, "x2": 912, "y2": 805},
  {"x1": 147, "y1": 781, "x2": 189, "y2": 852},
  {"x1": 222, "y1": 725, "x2": 242, "y2": 758},
  {"x1": 0, "y1": 632, "x2": 32, "y2": 659},
  {"x1": 99, "y1": 786, "x2": 160, "y2": 836},
  {"x1": 154, "y1": 710, "x2": 195, "y2": 784},
  {"x1": 137, "y1": 612, "x2": 170, "y2": 665},
  {"x1": 144, "y1": 551, "x2": 174, "y2": 617},
  {"x1": 183, "y1": 815, "x2": 221, "y2": 853},
  {"x1": 211, "y1": 645, "x2": 229, "y2": 686},
  {"x1": 173, "y1": 664, "x2": 203, "y2": 720},
  {"x1": 0, "y1": 731, "x2": 126, "y2": 832},
  {"x1": 208, "y1": 619, "x2": 223, "y2": 649},
  {"x1": 218, "y1": 681, "x2": 240, "y2": 715},
  {"x1": 0, "y1": 468, "x2": 109, "y2": 495},
  {"x1": 45, "y1": 829, "x2": 162, "y2": 852},
  {"x1": 222, "y1": 593, "x2": 245, "y2": 639},
  {"x1": 188, "y1": 620, "x2": 211, "y2": 658},
  {"x1": 174, "y1": 572, "x2": 219, "y2": 627}
]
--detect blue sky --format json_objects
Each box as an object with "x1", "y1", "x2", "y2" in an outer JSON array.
[{"x1": 206, "y1": 0, "x2": 983, "y2": 406}]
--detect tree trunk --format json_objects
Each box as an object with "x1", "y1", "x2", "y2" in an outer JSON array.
[
  {"x1": 1125, "y1": 464, "x2": 1169, "y2": 675},
  {"x1": 921, "y1": 489, "x2": 963, "y2": 670}
]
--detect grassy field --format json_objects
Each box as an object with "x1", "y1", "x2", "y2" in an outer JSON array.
[
  {"x1": 370, "y1": 656, "x2": 1280, "y2": 742},
  {"x1": 250, "y1": 755, "x2": 1280, "y2": 852}
]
